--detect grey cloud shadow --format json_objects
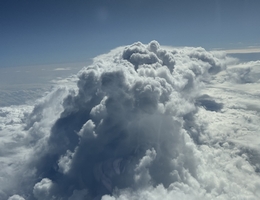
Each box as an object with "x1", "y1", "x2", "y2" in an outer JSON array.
[{"x1": 195, "y1": 94, "x2": 223, "y2": 112}]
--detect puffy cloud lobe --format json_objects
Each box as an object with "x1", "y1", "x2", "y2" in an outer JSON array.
[
  {"x1": 227, "y1": 60, "x2": 260, "y2": 84},
  {"x1": 1, "y1": 41, "x2": 260, "y2": 200},
  {"x1": 33, "y1": 178, "x2": 56, "y2": 200},
  {"x1": 58, "y1": 150, "x2": 74, "y2": 174},
  {"x1": 134, "y1": 148, "x2": 156, "y2": 187},
  {"x1": 102, "y1": 178, "x2": 205, "y2": 200},
  {"x1": 8, "y1": 195, "x2": 25, "y2": 200},
  {"x1": 29, "y1": 41, "x2": 232, "y2": 199},
  {"x1": 26, "y1": 41, "x2": 206, "y2": 199},
  {"x1": 77, "y1": 120, "x2": 97, "y2": 139}
]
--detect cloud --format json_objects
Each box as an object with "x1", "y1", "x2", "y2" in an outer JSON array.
[
  {"x1": 226, "y1": 60, "x2": 260, "y2": 84},
  {"x1": 225, "y1": 47, "x2": 260, "y2": 54},
  {"x1": 53, "y1": 68, "x2": 71, "y2": 71},
  {"x1": 8, "y1": 195, "x2": 25, "y2": 200},
  {"x1": 33, "y1": 178, "x2": 57, "y2": 200},
  {"x1": 0, "y1": 41, "x2": 260, "y2": 200},
  {"x1": 0, "y1": 63, "x2": 83, "y2": 106}
]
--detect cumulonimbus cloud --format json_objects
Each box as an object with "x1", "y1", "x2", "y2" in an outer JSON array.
[{"x1": 0, "y1": 41, "x2": 259, "y2": 200}]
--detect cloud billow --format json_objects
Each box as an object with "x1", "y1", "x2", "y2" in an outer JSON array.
[
  {"x1": 1, "y1": 41, "x2": 260, "y2": 200},
  {"x1": 27, "y1": 41, "x2": 222, "y2": 199}
]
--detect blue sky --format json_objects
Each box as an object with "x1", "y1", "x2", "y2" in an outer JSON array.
[{"x1": 1, "y1": 0, "x2": 260, "y2": 67}]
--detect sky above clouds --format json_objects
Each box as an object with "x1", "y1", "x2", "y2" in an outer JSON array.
[{"x1": 1, "y1": 0, "x2": 260, "y2": 67}]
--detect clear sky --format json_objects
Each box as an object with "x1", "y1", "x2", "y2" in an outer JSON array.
[{"x1": 1, "y1": 0, "x2": 260, "y2": 67}]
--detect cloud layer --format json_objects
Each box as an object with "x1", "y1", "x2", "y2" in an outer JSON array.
[{"x1": 0, "y1": 41, "x2": 259, "y2": 200}]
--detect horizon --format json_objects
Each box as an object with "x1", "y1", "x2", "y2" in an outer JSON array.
[{"x1": 1, "y1": 0, "x2": 260, "y2": 67}]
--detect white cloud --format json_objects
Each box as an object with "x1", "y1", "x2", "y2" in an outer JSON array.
[
  {"x1": 0, "y1": 63, "x2": 84, "y2": 106},
  {"x1": 53, "y1": 67, "x2": 71, "y2": 71},
  {"x1": 134, "y1": 148, "x2": 156, "y2": 187},
  {"x1": 8, "y1": 195, "x2": 25, "y2": 200},
  {"x1": 58, "y1": 150, "x2": 74, "y2": 174},
  {"x1": 0, "y1": 41, "x2": 259, "y2": 200},
  {"x1": 33, "y1": 178, "x2": 56, "y2": 200}
]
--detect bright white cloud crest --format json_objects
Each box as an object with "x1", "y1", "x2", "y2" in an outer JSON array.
[{"x1": 0, "y1": 41, "x2": 259, "y2": 200}]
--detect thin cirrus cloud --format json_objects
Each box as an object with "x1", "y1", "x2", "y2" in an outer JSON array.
[
  {"x1": 225, "y1": 47, "x2": 260, "y2": 54},
  {"x1": 0, "y1": 41, "x2": 260, "y2": 200}
]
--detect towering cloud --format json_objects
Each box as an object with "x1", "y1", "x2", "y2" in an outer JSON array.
[{"x1": 0, "y1": 41, "x2": 259, "y2": 200}]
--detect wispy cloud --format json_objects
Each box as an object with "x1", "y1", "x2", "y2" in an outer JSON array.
[{"x1": 224, "y1": 47, "x2": 260, "y2": 54}]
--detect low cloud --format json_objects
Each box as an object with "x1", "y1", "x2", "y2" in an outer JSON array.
[{"x1": 0, "y1": 41, "x2": 259, "y2": 200}]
